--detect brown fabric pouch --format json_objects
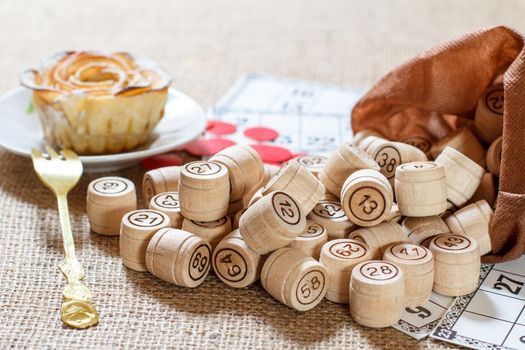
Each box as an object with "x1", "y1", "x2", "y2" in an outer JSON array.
[{"x1": 351, "y1": 26, "x2": 525, "y2": 263}]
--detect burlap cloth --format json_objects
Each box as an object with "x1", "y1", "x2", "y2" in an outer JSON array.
[
  {"x1": 2, "y1": 0, "x2": 523, "y2": 348},
  {"x1": 352, "y1": 25, "x2": 525, "y2": 263}
]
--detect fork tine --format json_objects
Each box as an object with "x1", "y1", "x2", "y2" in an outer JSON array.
[
  {"x1": 31, "y1": 148, "x2": 44, "y2": 160},
  {"x1": 45, "y1": 145, "x2": 60, "y2": 159},
  {"x1": 60, "y1": 149, "x2": 79, "y2": 161}
]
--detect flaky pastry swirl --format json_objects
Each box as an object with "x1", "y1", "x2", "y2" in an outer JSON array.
[
  {"x1": 21, "y1": 51, "x2": 171, "y2": 99},
  {"x1": 21, "y1": 51, "x2": 172, "y2": 155}
]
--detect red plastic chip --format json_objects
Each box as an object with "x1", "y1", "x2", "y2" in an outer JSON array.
[
  {"x1": 250, "y1": 144, "x2": 293, "y2": 163},
  {"x1": 206, "y1": 120, "x2": 237, "y2": 135},
  {"x1": 141, "y1": 153, "x2": 183, "y2": 170},
  {"x1": 185, "y1": 138, "x2": 236, "y2": 157},
  {"x1": 244, "y1": 127, "x2": 279, "y2": 141}
]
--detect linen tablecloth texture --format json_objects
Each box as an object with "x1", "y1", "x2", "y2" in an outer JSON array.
[{"x1": 2, "y1": 0, "x2": 525, "y2": 348}]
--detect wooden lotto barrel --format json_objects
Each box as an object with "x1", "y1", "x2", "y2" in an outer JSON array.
[
  {"x1": 321, "y1": 190, "x2": 340, "y2": 201},
  {"x1": 439, "y1": 201, "x2": 457, "y2": 220},
  {"x1": 486, "y1": 136, "x2": 502, "y2": 177},
  {"x1": 348, "y1": 222, "x2": 409, "y2": 259},
  {"x1": 320, "y1": 239, "x2": 372, "y2": 304},
  {"x1": 227, "y1": 198, "x2": 245, "y2": 220},
  {"x1": 239, "y1": 191, "x2": 306, "y2": 254},
  {"x1": 474, "y1": 83, "x2": 504, "y2": 143},
  {"x1": 341, "y1": 169, "x2": 393, "y2": 227},
  {"x1": 182, "y1": 216, "x2": 232, "y2": 250},
  {"x1": 318, "y1": 142, "x2": 380, "y2": 197},
  {"x1": 430, "y1": 127, "x2": 486, "y2": 167},
  {"x1": 353, "y1": 129, "x2": 383, "y2": 147},
  {"x1": 212, "y1": 229, "x2": 266, "y2": 288},
  {"x1": 262, "y1": 164, "x2": 281, "y2": 186},
  {"x1": 178, "y1": 161, "x2": 230, "y2": 221},
  {"x1": 429, "y1": 234, "x2": 480, "y2": 296},
  {"x1": 149, "y1": 192, "x2": 183, "y2": 229},
  {"x1": 358, "y1": 135, "x2": 384, "y2": 154},
  {"x1": 445, "y1": 200, "x2": 493, "y2": 256},
  {"x1": 383, "y1": 243, "x2": 434, "y2": 307},
  {"x1": 261, "y1": 247, "x2": 328, "y2": 311},
  {"x1": 146, "y1": 228, "x2": 211, "y2": 288},
  {"x1": 87, "y1": 176, "x2": 137, "y2": 236},
  {"x1": 232, "y1": 208, "x2": 246, "y2": 230},
  {"x1": 210, "y1": 144, "x2": 264, "y2": 201},
  {"x1": 468, "y1": 173, "x2": 496, "y2": 207},
  {"x1": 349, "y1": 260, "x2": 405, "y2": 328},
  {"x1": 120, "y1": 209, "x2": 171, "y2": 272},
  {"x1": 289, "y1": 221, "x2": 328, "y2": 259},
  {"x1": 246, "y1": 188, "x2": 264, "y2": 207},
  {"x1": 399, "y1": 135, "x2": 433, "y2": 156},
  {"x1": 142, "y1": 166, "x2": 180, "y2": 204},
  {"x1": 307, "y1": 200, "x2": 356, "y2": 240},
  {"x1": 292, "y1": 154, "x2": 328, "y2": 178},
  {"x1": 386, "y1": 203, "x2": 403, "y2": 223},
  {"x1": 434, "y1": 146, "x2": 484, "y2": 207},
  {"x1": 366, "y1": 140, "x2": 428, "y2": 184},
  {"x1": 243, "y1": 163, "x2": 280, "y2": 206},
  {"x1": 394, "y1": 161, "x2": 448, "y2": 217},
  {"x1": 402, "y1": 216, "x2": 450, "y2": 246},
  {"x1": 261, "y1": 160, "x2": 325, "y2": 214}
]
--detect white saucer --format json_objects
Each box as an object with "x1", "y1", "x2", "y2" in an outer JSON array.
[{"x1": 0, "y1": 88, "x2": 206, "y2": 172}]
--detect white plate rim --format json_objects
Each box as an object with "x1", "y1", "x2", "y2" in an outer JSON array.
[{"x1": 0, "y1": 87, "x2": 206, "y2": 165}]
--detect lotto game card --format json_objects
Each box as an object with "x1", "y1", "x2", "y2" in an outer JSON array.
[
  {"x1": 431, "y1": 256, "x2": 525, "y2": 350},
  {"x1": 209, "y1": 74, "x2": 361, "y2": 156},
  {"x1": 393, "y1": 292, "x2": 455, "y2": 340}
]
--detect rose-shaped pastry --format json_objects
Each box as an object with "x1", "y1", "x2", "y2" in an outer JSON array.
[{"x1": 20, "y1": 51, "x2": 171, "y2": 155}]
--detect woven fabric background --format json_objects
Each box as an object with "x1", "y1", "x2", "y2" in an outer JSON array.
[{"x1": 1, "y1": 1, "x2": 524, "y2": 348}]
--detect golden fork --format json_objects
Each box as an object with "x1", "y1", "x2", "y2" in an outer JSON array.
[{"x1": 31, "y1": 146, "x2": 99, "y2": 329}]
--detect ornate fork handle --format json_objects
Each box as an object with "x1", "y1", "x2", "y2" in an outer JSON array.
[
  {"x1": 56, "y1": 194, "x2": 99, "y2": 329},
  {"x1": 31, "y1": 147, "x2": 98, "y2": 329}
]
